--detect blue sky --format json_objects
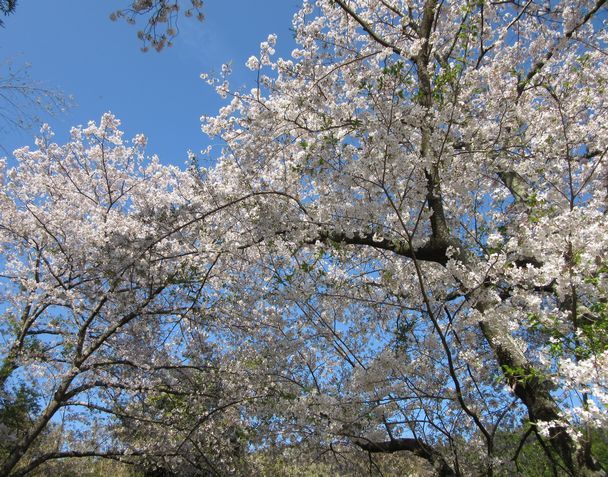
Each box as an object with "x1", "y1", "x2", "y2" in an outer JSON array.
[{"x1": 0, "y1": 1, "x2": 300, "y2": 166}]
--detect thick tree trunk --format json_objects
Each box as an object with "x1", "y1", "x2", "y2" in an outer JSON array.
[{"x1": 479, "y1": 318, "x2": 606, "y2": 476}]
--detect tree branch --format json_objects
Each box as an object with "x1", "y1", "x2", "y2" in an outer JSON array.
[
  {"x1": 315, "y1": 229, "x2": 451, "y2": 265},
  {"x1": 333, "y1": 0, "x2": 403, "y2": 55},
  {"x1": 352, "y1": 437, "x2": 456, "y2": 476},
  {"x1": 517, "y1": 0, "x2": 607, "y2": 96}
]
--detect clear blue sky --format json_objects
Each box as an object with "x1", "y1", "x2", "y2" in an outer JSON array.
[{"x1": 0, "y1": 1, "x2": 299, "y2": 165}]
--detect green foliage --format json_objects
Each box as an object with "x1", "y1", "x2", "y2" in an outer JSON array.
[
  {"x1": 433, "y1": 62, "x2": 463, "y2": 103},
  {"x1": 485, "y1": 425, "x2": 608, "y2": 477},
  {"x1": 500, "y1": 363, "x2": 544, "y2": 386},
  {"x1": 581, "y1": 301, "x2": 608, "y2": 355},
  {"x1": 251, "y1": 449, "x2": 433, "y2": 477},
  {"x1": 590, "y1": 428, "x2": 608, "y2": 470},
  {"x1": 527, "y1": 300, "x2": 608, "y2": 361},
  {"x1": 31, "y1": 459, "x2": 143, "y2": 477},
  {"x1": 0, "y1": 384, "x2": 39, "y2": 456}
]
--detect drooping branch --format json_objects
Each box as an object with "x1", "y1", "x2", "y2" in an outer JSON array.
[
  {"x1": 352, "y1": 437, "x2": 456, "y2": 477},
  {"x1": 11, "y1": 449, "x2": 161, "y2": 477},
  {"x1": 353, "y1": 436, "x2": 428, "y2": 454}
]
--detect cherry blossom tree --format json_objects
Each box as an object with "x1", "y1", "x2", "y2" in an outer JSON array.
[
  {"x1": 0, "y1": 113, "x2": 321, "y2": 477},
  {"x1": 2, "y1": 0, "x2": 608, "y2": 476},
  {"x1": 0, "y1": 114, "x2": 233, "y2": 476},
  {"x1": 196, "y1": 0, "x2": 608, "y2": 475}
]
